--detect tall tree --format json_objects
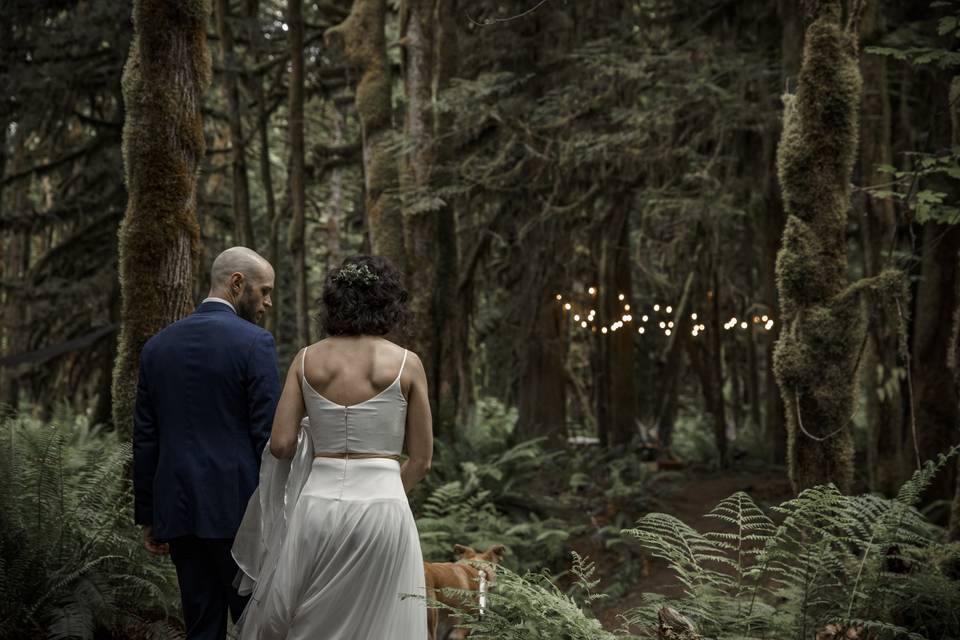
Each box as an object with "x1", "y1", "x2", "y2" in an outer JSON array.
[
  {"x1": 214, "y1": 0, "x2": 255, "y2": 247},
  {"x1": 327, "y1": 0, "x2": 406, "y2": 275},
  {"x1": 288, "y1": 0, "x2": 309, "y2": 347},
  {"x1": 400, "y1": 0, "x2": 441, "y2": 416},
  {"x1": 113, "y1": 0, "x2": 210, "y2": 436},
  {"x1": 774, "y1": 0, "x2": 869, "y2": 493}
]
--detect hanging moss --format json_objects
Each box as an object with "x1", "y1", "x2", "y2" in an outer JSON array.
[
  {"x1": 112, "y1": 0, "x2": 210, "y2": 438},
  {"x1": 773, "y1": 0, "x2": 908, "y2": 494}
]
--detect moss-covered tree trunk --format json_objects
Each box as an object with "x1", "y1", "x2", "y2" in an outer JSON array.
[
  {"x1": 327, "y1": 0, "x2": 405, "y2": 275},
  {"x1": 857, "y1": 3, "x2": 906, "y2": 496},
  {"x1": 215, "y1": 0, "x2": 254, "y2": 248},
  {"x1": 288, "y1": 0, "x2": 309, "y2": 347},
  {"x1": 773, "y1": 0, "x2": 868, "y2": 493},
  {"x1": 113, "y1": 0, "x2": 209, "y2": 437}
]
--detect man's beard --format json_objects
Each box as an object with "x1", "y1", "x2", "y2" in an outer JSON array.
[{"x1": 236, "y1": 292, "x2": 261, "y2": 323}]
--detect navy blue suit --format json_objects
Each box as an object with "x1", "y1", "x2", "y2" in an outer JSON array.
[{"x1": 133, "y1": 300, "x2": 281, "y2": 639}]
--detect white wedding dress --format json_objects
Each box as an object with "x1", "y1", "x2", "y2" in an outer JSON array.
[{"x1": 231, "y1": 348, "x2": 427, "y2": 639}]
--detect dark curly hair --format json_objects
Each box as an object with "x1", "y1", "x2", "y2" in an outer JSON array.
[{"x1": 318, "y1": 254, "x2": 409, "y2": 336}]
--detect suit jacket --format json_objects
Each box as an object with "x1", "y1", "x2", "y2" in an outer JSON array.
[{"x1": 133, "y1": 300, "x2": 281, "y2": 540}]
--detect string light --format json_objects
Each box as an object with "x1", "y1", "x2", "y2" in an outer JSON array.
[
  {"x1": 618, "y1": 293, "x2": 625, "y2": 301},
  {"x1": 564, "y1": 303, "x2": 572, "y2": 311},
  {"x1": 638, "y1": 327, "x2": 645, "y2": 334},
  {"x1": 653, "y1": 304, "x2": 660, "y2": 312},
  {"x1": 740, "y1": 321, "x2": 747, "y2": 329},
  {"x1": 659, "y1": 321, "x2": 666, "y2": 329},
  {"x1": 691, "y1": 312, "x2": 698, "y2": 320},
  {"x1": 666, "y1": 306, "x2": 673, "y2": 314},
  {"x1": 665, "y1": 329, "x2": 672, "y2": 336},
  {"x1": 588, "y1": 286, "x2": 597, "y2": 295},
  {"x1": 556, "y1": 294, "x2": 563, "y2": 301},
  {"x1": 624, "y1": 304, "x2": 630, "y2": 311},
  {"x1": 574, "y1": 314, "x2": 581, "y2": 321},
  {"x1": 601, "y1": 327, "x2": 608, "y2": 334},
  {"x1": 642, "y1": 314, "x2": 649, "y2": 322},
  {"x1": 668, "y1": 321, "x2": 674, "y2": 328}
]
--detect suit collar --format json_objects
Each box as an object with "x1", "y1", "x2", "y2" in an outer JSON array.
[{"x1": 196, "y1": 300, "x2": 238, "y2": 315}]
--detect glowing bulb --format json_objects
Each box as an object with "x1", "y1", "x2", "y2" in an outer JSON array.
[
  {"x1": 700, "y1": 324, "x2": 706, "y2": 331},
  {"x1": 556, "y1": 294, "x2": 562, "y2": 300},
  {"x1": 564, "y1": 303, "x2": 572, "y2": 310},
  {"x1": 618, "y1": 293, "x2": 625, "y2": 301},
  {"x1": 588, "y1": 286, "x2": 596, "y2": 295},
  {"x1": 574, "y1": 314, "x2": 580, "y2": 321},
  {"x1": 730, "y1": 317, "x2": 737, "y2": 325},
  {"x1": 765, "y1": 320, "x2": 774, "y2": 330},
  {"x1": 762, "y1": 315, "x2": 769, "y2": 322},
  {"x1": 642, "y1": 315, "x2": 649, "y2": 322},
  {"x1": 666, "y1": 306, "x2": 673, "y2": 314},
  {"x1": 691, "y1": 312, "x2": 698, "y2": 320},
  {"x1": 659, "y1": 321, "x2": 666, "y2": 329},
  {"x1": 601, "y1": 327, "x2": 608, "y2": 334},
  {"x1": 622, "y1": 314, "x2": 632, "y2": 322},
  {"x1": 639, "y1": 327, "x2": 645, "y2": 334},
  {"x1": 581, "y1": 321, "x2": 588, "y2": 328},
  {"x1": 653, "y1": 304, "x2": 660, "y2": 312},
  {"x1": 740, "y1": 321, "x2": 747, "y2": 329},
  {"x1": 668, "y1": 321, "x2": 674, "y2": 328},
  {"x1": 665, "y1": 329, "x2": 672, "y2": 336},
  {"x1": 624, "y1": 304, "x2": 631, "y2": 311}
]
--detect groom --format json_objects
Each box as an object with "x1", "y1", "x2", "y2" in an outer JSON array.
[{"x1": 133, "y1": 247, "x2": 281, "y2": 640}]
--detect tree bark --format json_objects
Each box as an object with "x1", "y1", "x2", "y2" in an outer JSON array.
[
  {"x1": 113, "y1": 0, "x2": 209, "y2": 437},
  {"x1": 400, "y1": 0, "x2": 440, "y2": 419},
  {"x1": 596, "y1": 206, "x2": 636, "y2": 446},
  {"x1": 215, "y1": 0, "x2": 255, "y2": 247},
  {"x1": 288, "y1": 0, "x2": 310, "y2": 347},
  {"x1": 327, "y1": 0, "x2": 406, "y2": 275}
]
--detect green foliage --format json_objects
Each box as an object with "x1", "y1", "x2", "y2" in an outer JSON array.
[
  {"x1": 620, "y1": 446, "x2": 960, "y2": 639},
  {"x1": 0, "y1": 413, "x2": 182, "y2": 639}
]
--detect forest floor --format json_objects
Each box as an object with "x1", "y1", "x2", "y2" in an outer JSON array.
[{"x1": 568, "y1": 466, "x2": 794, "y2": 632}]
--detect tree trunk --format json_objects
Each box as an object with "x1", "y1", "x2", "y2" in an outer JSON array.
[
  {"x1": 327, "y1": 0, "x2": 405, "y2": 275},
  {"x1": 858, "y1": 3, "x2": 905, "y2": 496},
  {"x1": 113, "y1": 0, "x2": 209, "y2": 437},
  {"x1": 288, "y1": 0, "x2": 309, "y2": 347},
  {"x1": 516, "y1": 266, "x2": 567, "y2": 447},
  {"x1": 708, "y1": 268, "x2": 727, "y2": 465},
  {"x1": 597, "y1": 206, "x2": 636, "y2": 446},
  {"x1": 773, "y1": 2, "x2": 863, "y2": 494},
  {"x1": 245, "y1": 0, "x2": 281, "y2": 337},
  {"x1": 400, "y1": 0, "x2": 440, "y2": 418},
  {"x1": 215, "y1": 0, "x2": 254, "y2": 248}
]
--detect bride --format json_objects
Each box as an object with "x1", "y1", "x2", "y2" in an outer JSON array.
[{"x1": 232, "y1": 255, "x2": 432, "y2": 639}]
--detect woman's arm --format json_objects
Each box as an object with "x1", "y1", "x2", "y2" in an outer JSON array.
[
  {"x1": 400, "y1": 351, "x2": 433, "y2": 493},
  {"x1": 268, "y1": 348, "x2": 307, "y2": 459}
]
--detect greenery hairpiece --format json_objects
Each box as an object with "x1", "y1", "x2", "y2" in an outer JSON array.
[{"x1": 334, "y1": 263, "x2": 380, "y2": 286}]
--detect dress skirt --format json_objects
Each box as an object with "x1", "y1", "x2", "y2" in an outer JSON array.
[{"x1": 232, "y1": 430, "x2": 427, "y2": 640}]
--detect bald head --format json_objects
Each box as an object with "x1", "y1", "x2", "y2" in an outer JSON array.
[{"x1": 208, "y1": 247, "x2": 275, "y2": 324}]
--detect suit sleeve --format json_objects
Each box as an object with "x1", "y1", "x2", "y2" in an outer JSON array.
[
  {"x1": 246, "y1": 331, "x2": 282, "y2": 459},
  {"x1": 132, "y1": 351, "x2": 158, "y2": 527}
]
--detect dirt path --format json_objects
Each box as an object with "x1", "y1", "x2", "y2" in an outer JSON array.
[{"x1": 589, "y1": 467, "x2": 794, "y2": 630}]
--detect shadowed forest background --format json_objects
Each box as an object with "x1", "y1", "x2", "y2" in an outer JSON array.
[{"x1": 3, "y1": 0, "x2": 960, "y2": 638}]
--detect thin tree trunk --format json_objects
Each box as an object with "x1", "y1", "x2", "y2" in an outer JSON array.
[
  {"x1": 858, "y1": 3, "x2": 905, "y2": 495},
  {"x1": 215, "y1": 0, "x2": 255, "y2": 247},
  {"x1": 709, "y1": 267, "x2": 727, "y2": 465},
  {"x1": 245, "y1": 0, "x2": 281, "y2": 335},
  {"x1": 288, "y1": 0, "x2": 309, "y2": 347},
  {"x1": 113, "y1": 0, "x2": 209, "y2": 437},
  {"x1": 327, "y1": 0, "x2": 406, "y2": 275}
]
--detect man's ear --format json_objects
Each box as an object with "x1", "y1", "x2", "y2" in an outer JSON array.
[
  {"x1": 488, "y1": 544, "x2": 506, "y2": 562},
  {"x1": 453, "y1": 544, "x2": 471, "y2": 558}
]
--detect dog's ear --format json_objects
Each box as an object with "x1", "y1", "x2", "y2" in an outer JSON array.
[
  {"x1": 453, "y1": 544, "x2": 471, "y2": 558},
  {"x1": 488, "y1": 544, "x2": 506, "y2": 562}
]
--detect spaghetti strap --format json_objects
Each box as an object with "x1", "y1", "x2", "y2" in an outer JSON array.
[
  {"x1": 301, "y1": 347, "x2": 307, "y2": 382},
  {"x1": 397, "y1": 349, "x2": 408, "y2": 379}
]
